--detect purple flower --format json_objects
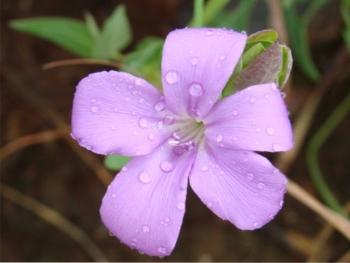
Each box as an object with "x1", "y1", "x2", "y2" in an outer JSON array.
[{"x1": 71, "y1": 28, "x2": 293, "y2": 257}]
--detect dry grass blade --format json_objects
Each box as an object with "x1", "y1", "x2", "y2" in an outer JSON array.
[
  {"x1": 0, "y1": 184, "x2": 107, "y2": 261},
  {"x1": 287, "y1": 181, "x2": 350, "y2": 240},
  {"x1": 42, "y1": 58, "x2": 121, "y2": 70},
  {"x1": 0, "y1": 129, "x2": 66, "y2": 159}
]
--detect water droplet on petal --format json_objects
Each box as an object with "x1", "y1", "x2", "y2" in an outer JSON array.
[
  {"x1": 177, "y1": 202, "x2": 185, "y2": 210},
  {"x1": 216, "y1": 134, "x2": 223, "y2": 143},
  {"x1": 157, "y1": 121, "x2": 164, "y2": 130},
  {"x1": 111, "y1": 193, "x2": 116, "y2": 198},
  {"x1": 121, "y1": 166, "x2": 128, "y2": 172},
  {"x1": 91, "y1": 106, "x2": 99, "y2": 113},
  {"x1": 154, "y1": 101, "x2": 165, "y2": 112},
  {"x1": 163, "y1": 115, "x2": 174, "y2": 125},
  {"x1": 219, "y1": 55, "x2": 226, "y2": 60},
  {"x1": 139, "y1": 172, "x2": 151, "y2": 184},
  {"x1": 247, "y1": 173, "x2": 254, "y2": 181},
  {"x1": 138, "y1": 118, "x2": 148, "y2": 128},
  {"x1": 257, "y1": 182, "x2": 265, "y2": 189},
  {"x1": 142, "y1": 225, "x2": 150, "y2": 233},
  {"x1": 148, "y1": 133, "x2": 155, "y2": 141},
  {"x1": 160, "y1": 161, "x2": 173, "y2": 173},
  {"x1": 165, "y1": 71, "x2": 179, "y2": 84},
  {"x1": 189, "y1": 83, "x2": 204, "y2": 97},
  {"x1": 255, "y1": 128, "x2": 261, "y2": 133},
  {"x1": 266, "y1": 127, "x2": 275, "y2": 135},
  {"x1": 253, "y1": 222, "x2": 259, "y2": 228},
  {"x1": 232, "y1": 110, "x2": 238, "y2": 116},
  {"x1": 135, "y1": 78, "x2": 143, "y2": 86},
  {"x1": 279, "y1": 200, "x2": 284, "y2": 207},
  {"x1": 201, "y1": 165, "x2": 208, "y2": 172},
  {"x1": 249, "y1": 97, "x2": 256, "y2": 103},
  {"x1": 157, "y1": 247, "x2": 167, "y2": 255},
  {"x1": 190, "y1": 57, "x2": 199, "y2": 65},
  {"x1": 272, "y1": 143, "x2": 281, "y2": 151},
  {"x1": 206, "y1": 30, "x2": 214, "y2": 36}
]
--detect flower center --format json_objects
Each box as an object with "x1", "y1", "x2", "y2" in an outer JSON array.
[{"x1": 167, "y1": 120, "x2": 204, "y2": 155}]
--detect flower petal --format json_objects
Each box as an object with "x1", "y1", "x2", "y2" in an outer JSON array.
[
  {"x1": 162, "y1": 28, "x2": 246, "y2": 118},
  {"x1": 71, "y1": 70, "x2": 175, "y2": 156},
  {"x1": 190, "y1": 143, "x2": 287, "y2": 230},
  {"x1": 204, "y1": 83, "x2": 293, "y2": 152},
  {"x1": 100, "y1": 142, "x2": 195, "y2": 257}
]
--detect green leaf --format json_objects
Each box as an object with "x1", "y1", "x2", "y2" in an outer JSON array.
[
  {"x1": 84, "y1": 12, "x2": 100, "y2": 40},
  {"x1": 192, "y1": 0, "x2": 204, "y2": 27},
  {"x1": 241, "y1": 43, "x2": 265, "y2": 68},
  {"x1": 234, "y1": 43, "x2": 282, "y2": 90},
  {"x1": 277, "y1": 45, "x2": 293, "y2": 88},
  {"x1": 202, "y1": 0, "x2": 230, "y2": 25},
  {"x1": 123, "y1": 37, "x2": 163, "y2": 87},
  {"x1": 282, "y1": 1, "x2": 326, "y2": 81},
  {"x1": 93, "y1": 5, "x2": 132, "y2": 59},
  {"x1": 211, "y1": 0, "x2": 256, "y2": 30},
  {"x1": 246, "y1": 29, "x2": 278, "y2": 49},
  {"x1": 9, "y1": 17, "x2": 94, "y2": 57},
  {"x1": 104, "y1": 155, "x2": 130, "y2": 171}
]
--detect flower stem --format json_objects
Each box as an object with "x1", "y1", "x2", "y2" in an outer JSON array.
[
  {"x1": 306, "y1": 92, "x2": 350, "y2": 217},
  {"x1": 193, "y1": 0, "x2": 204, "y2": 27}
]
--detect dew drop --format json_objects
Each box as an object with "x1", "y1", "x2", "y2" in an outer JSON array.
[
  {"x1": 121, "y1": 166, "x2": 128, "y2": 172},
  {"x1": 190, "y1": 57, "x2": 199, "y2": 65},
  {"x1": 232, "y1": 110, "x2": 239, "y2": 116},
  {"x1": 154, "y1": 101, "x2": 165, "y2": 112},
  {"x1": 279, "y1": 200, "x2": 284, "y2": 207},
  {"x1": 165, "y1": 71, "x2": 179, "y2": 84},
  {"x1": 257, "y1": 182, "x2": 265, "y2": 189},
  {"x1": 138, "y1": 118, "x2": 148, "y2": 128},
  {"x1": 253, "y1": 222, "x2": 259, "y2": 228},
  {"x1": 157, "y1": 121, "x2": 164, "y2": 130},
  {"x1": 249, "y1": 97, "x2": 256, "y2": 103},
  {"x1": 266, "y1": 127, "x2": 275, "y2": 135},
  {"x1": 139, "y1": 98, "x2": 145, "y2": 103},
  {"x1": 157, "y1": 247, "x2": 167, "y2": 254},
  {"x1": 206, "y1": 30, "x2": 214, "y2": 36},
  {"x1": 247, "y1": 173, "x2": 254, "y2": 181},
  {"x1": 177, "y1": 202, "x2": 185, "y2": 210},
  {"x1": 91, "y1": 106, "x2": 99, "y2": 113},
  {"x1": 139, "y1": 172, "x2": 151, "y2": 184},
  {"x1": 201, "y1": 165, "x2": 209, "y2": 172},
  {"x1": 135, "y1": 78, "x2": 143, "y2": 86},
  {"x1": 189, "y1": 83, "x2": 204, "y2": 97},
  {"x1": 160, "y1": 161, "x2": 173, "y2": 173},
  {"x1": 142, "y1": 225, "x2": 150, "y2": 233},
  {"x1": 111, "y1": 193, "x2": 116, "y2": 198},
  {"x1": 148, "y1": 133, "x2": 155, "y2": 141},
  {"x1": 219, "y1": 55, "x2": 226, "y2": 60},
  {"x1": 163, "y1": 115, "x2": 174, "y2": 125},
  {"x1": 216, "y1": 134, "x2": 223, "y2": 143},
  {"x1": 272, "y1": 143, "x2": 282, "y2": 151},
  {"x1": 255, "y1": 128, "x2": 261, "y2": 133}
]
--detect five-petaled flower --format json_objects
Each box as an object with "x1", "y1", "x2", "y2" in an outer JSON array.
[{"x1": 71, "y1": 28, "x2": 293, "y2": 257}]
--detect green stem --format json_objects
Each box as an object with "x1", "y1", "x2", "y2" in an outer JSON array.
[
  {"x1": 306, "y1": 92, "x2": 350, "y2": 217},
  {"x1": 202, "y1": 0, "x2": 230, "y2": 25},
  {"x1": 192, "y1": 0, "x2": 204, "y2": 27}
]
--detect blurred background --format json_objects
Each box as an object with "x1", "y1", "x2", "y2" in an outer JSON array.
[{"x1": 1, "y1": 0, "x2": 349, "y2": 261}]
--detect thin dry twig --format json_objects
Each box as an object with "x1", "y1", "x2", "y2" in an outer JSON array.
[
  {"x1": 0, "y1": 129, "x2": 66, "y2": 159},
  {"x1": 287, "y1": 181, "x2": 350, "y2": 240},
  {"x1": 0, "y1": 184, "x2": 107, "y2": 261},
  {"x1": 265, "y1": 0, "x2": 289, "y2": 44},
  {"x1": 5, "y1": 69, "x2": 112, "y2": 186},
  {"x1": 42, "y1": 58, "x2": 121, "y2": 70},
  {"x1": 308, "y1": 202, "x2": 350, "y2": 262}
]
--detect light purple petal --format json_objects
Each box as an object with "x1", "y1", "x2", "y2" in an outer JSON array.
[
  {"x1": 100, "y1": 142, "x2": 196, "y2": 257},
  {"x1": 204, "y1": 83, "x2": 293, "y2": 152},
  {"x1": 71, "y1": 70, "x2": 176, "y2": 156},
  {"x1": 162, "y1": 28, "x2": 246, "y2": 118},
  {"x1": 190, "y1": 143, "x2": 287, "y2": 230}
]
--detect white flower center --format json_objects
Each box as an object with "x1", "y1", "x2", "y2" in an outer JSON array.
[{"x1": 167, "y1": 120, "x2": 205, "y2": 155}]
